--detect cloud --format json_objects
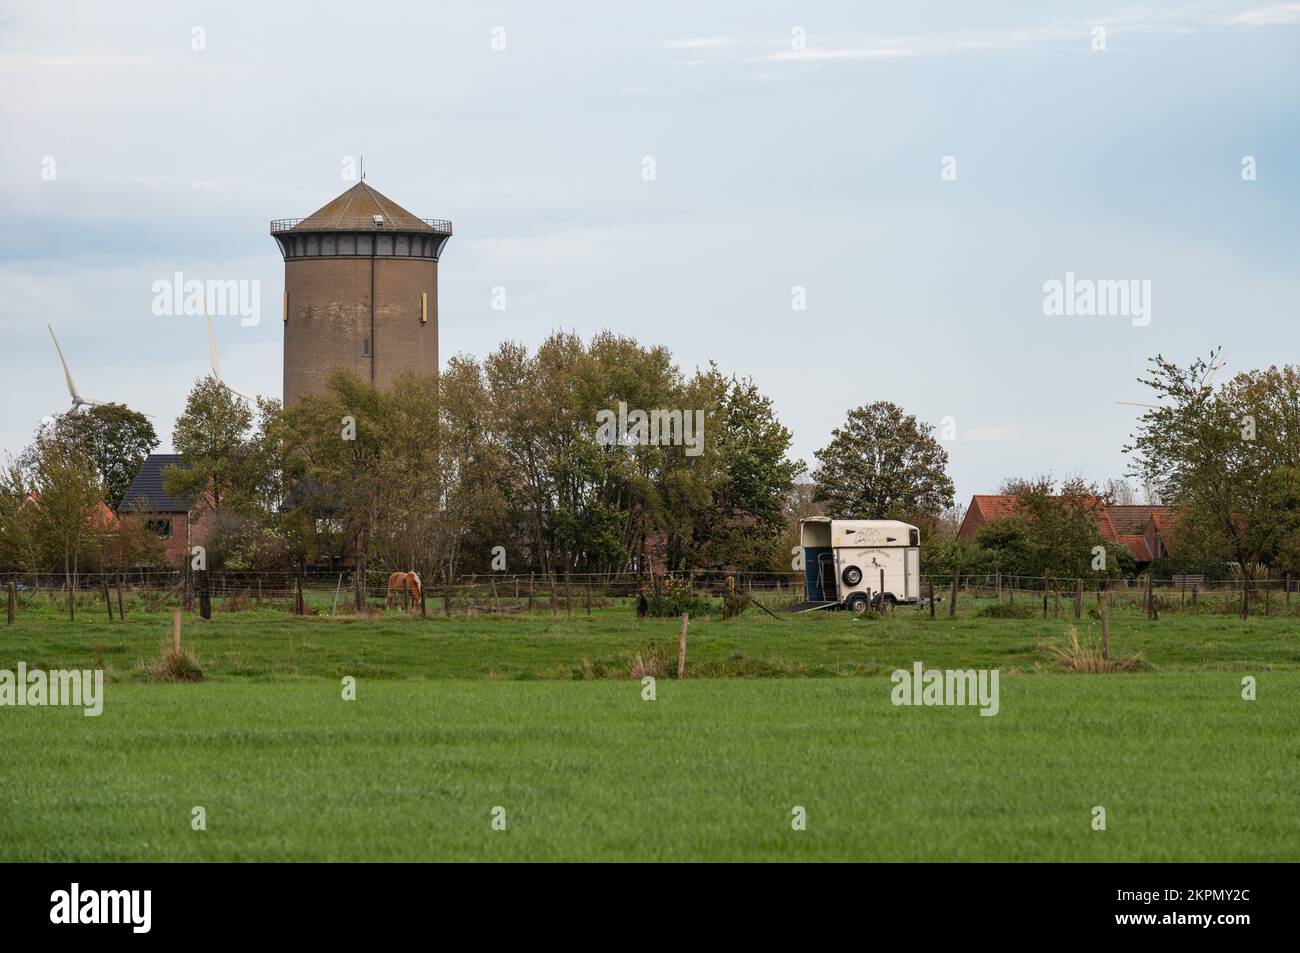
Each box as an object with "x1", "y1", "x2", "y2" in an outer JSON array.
[
  {"x1": 1223, "y1": 2, "x2": 1300, "y2": 25},
  {"x1": 661, "y1": 5, "x2": 1299, "y2": 68},
  {"x1": 661, "y1": 37, "x2": 737, "y2": 50}
]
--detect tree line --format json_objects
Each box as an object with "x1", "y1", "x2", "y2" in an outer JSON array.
[{"x1": 4, "y1": 342, "x2": 1295, "y2": 610}]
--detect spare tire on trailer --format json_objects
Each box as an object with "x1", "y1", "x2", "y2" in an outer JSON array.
[{"x1": 841, "y1": 565, "x2": 863, "y2": 586}]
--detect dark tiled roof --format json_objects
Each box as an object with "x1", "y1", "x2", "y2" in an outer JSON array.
[
  {"x1": 117, "y1": 454, "x2": 195, "y2": 514},
  {"x1": 291, "y1": 182, "x2": 434, "y2": 232}
]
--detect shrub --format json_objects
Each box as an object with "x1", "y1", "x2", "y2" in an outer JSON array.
[
  {"x1": 143, "y1": 643, "x2": 204, "y2": 682},
  {"x1": 626, "y1": 642, "x2": 672, "y2": 679},
  {"x1": 1041, "y1": 626, "x2": 1148, "y2": 673},
  {"x1": 977, "y1": 602, "x2": 1037, "y2": 620},
  {"x1": 638, "y1": 577, "x2": 718, "y2": 618}
]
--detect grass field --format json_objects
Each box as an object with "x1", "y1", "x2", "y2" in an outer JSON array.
[{"x1": 2, "y1": 601, "x2": 1298, "y2": 861}]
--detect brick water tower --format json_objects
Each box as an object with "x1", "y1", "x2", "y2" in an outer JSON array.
[{"x1": 270, "y1": 181, "x2": 452, "y2": 406}]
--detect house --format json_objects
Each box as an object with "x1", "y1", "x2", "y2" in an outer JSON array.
[
  {"x1": 116, "y1": 454, "x2": 211, "y2": 566},
  {"x1": 957, "y1": 495, "x2": 1179, "y2": 567}
]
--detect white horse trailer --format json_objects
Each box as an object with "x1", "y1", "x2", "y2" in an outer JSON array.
[{"x1": 797, "y1": 517, "x2": 921, "y2": 613}]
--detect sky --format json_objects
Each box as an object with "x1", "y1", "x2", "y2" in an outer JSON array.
[{"x1": 1, "y1": 0, "x2": 1297, "y2": 504}]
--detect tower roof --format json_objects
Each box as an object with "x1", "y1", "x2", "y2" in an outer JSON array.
[{"x1": 285, "y1": 182, "x2": 439, "y2": 233}]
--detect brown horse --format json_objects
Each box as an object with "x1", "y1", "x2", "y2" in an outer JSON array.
[{"x1": 385, "y1": 571, "x2": 422, "y2": 610}]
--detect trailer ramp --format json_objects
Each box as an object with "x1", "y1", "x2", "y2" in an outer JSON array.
[{"x1": 785, "y1": 600, "x2": 839, "y2": 614}]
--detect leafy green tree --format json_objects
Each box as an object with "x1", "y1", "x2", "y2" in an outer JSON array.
[
  {"x1": 43, "y1": 404, "x2": 158, "y2": 510},
  {"x1": 1125, "y1": 353, "x2": 1300, "y2": 586},
  {"x1": 165, "y1": 377, "x2": 256, "y2": 515},
  {"x1": 21, "y1": 436, "x2": 106, "y2": 619},
  {"x1": 811, "y1": 402, "x2": 954, "y2": 521},
  {"x1": 984, "y1": 476, "x2": 1126, "y2": 579}
]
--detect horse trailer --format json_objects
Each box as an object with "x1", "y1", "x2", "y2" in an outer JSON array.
[{"x1": 797, "y1": 517, "x2": 921, "y2": 613}]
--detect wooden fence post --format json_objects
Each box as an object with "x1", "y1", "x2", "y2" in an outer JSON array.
[
  {"x1": 677, "y1": 613, "x2": 689, "y2": 680},
  {"x1": 1099, "y1": 589, "x2": 1110, "y2": 662},
  {"x1": 117, "y1": 574, "x2": 126, "y2": 620},
  {"x1": 528, "y1": 573, "x2": 534, "y2": 612},
  {"x1": 949, "y1": 568, "x2": 958, "y2": 618},
  {"x1": 928, "y1": 579, "x2": 935, "y2": 619},
  {"x1": 200, "y1": 570, "x2": 212, "y2": 620},
  {"x1": 879, "y1": 569, "x2": 888, "y2": 616},
  {"x1": 1074, "y1": 578, "x2": 1082, "y2": 621},
  {"x1": 1041, "y1": 571, "x2": 1048, "y2": 619},
  {"x1": 7, "y1": 580, "x2": 14, "y2": 624},
  {"x1": 103, "y1": 579, "x2": 114, "y2": 622},
  {"x1": 1241, "y1": 579, "x2": 1249, "y2": 620},
  {"x1": 172, "y1": 607, "x2": 182, "y2": 654}
]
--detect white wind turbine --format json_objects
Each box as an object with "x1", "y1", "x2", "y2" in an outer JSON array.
[
  {"x1": 48, "y1": 324, "x2": 106, "y2": 411},
  {"x1": 205, "y1": 298, "x2": 257, "y2": 403},
  {"x1": 1115, "y1": 354, "x2": 1225, "y2": 411}
]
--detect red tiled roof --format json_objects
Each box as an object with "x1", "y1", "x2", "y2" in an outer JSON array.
[
  {"x1": 1107, "y1": 505, "x2": 1179, "y2": 534},
  {"x1": 1150, "y1": 512, "x2": 1176, "y2": 533},
  {"x1": 959, "y1": 494, "x2": 1179, "y2": 562},
  {"x1": 1116, "y1": 534, "x2": 1151, "y2": 561},
  {"x1": 24, "y1": 493, "x2": 118, "y2": 532},
  {"x1": 969, "y1": 495, "x2": 1020, "y2": 521}
]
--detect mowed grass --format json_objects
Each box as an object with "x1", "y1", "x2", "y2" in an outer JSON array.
[
  {"x1": 3, "y1": 600, "x2": 1300, "y2": 681},
  {"x1": 2, "y1": 676, "x2": 1297, "y2": 861}
]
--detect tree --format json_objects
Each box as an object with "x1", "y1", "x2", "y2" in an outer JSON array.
[
  {"x1": 165, "y1": 376, "x2": 257, "y2": 516},
  {"x1": 1125, "y1": 353, "x2": 1300, "y2": 588},
  {"x1": 811, "y1": 402, "x2": 954, "y2": 521},
  {"x1": 281, "y1": 369, "x2": 438, "y2": 610},
  {"x1": 982, "y1": 476, "x2": 1127, "y2": 579},
  {"x1": 42, "y1": 405, "x2": 158, "y2": 510},
  {"x1": 21, "y1": 436, "x2": 106, "y2": 619},
  {"x1": 0, "y1": 460, "x2": 40, "y2": 578}
]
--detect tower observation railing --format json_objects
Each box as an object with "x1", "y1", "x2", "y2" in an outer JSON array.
[{"x1": 269, "y1": 218, "x2": 453, "y2": 235}]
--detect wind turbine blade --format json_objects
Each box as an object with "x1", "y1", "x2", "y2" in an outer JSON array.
[
  {"x1": 1202, "y1": 360, "x2": 1224, "y2": 390},
  {"x1": 1114, "y1": 401, "x2": 1165, "y2": 409},
  {"x1": 225, "y1": 382, "x2": 257, "y2": 402},
  {"x1": 204, "y1": 298, "x2": 222, "y2": 380},
  {"x1": 48, "y1": 325, "x2": 81, "y2": 401}
]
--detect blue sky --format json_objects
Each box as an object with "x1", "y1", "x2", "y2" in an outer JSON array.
[{"x1": 1, "y1": 0, "x2": 1297, "y2": 504}]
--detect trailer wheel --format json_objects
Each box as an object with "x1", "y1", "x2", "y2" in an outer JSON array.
[
  {"x1": 872, "y1": 593, "x2": 897, "y2": 609},
  {"x1": 841, "y1": 565, "x2": 862, "y2": 586},
  {"x1": 847, "y1": 593, "x2": 870, "y2": 613}
]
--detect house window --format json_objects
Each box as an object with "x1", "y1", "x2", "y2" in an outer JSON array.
[{"x1": 145, "y1": 518, "x2": 173, "y2": 539}]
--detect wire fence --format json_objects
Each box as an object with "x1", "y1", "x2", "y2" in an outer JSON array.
[{"x1": 3, "y1": 568, "x2": 1299, "y2": 619}]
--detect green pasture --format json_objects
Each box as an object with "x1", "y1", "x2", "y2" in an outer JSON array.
[{"x1": 1, "y1": 601, "x2": 1296, "y2": 861}]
